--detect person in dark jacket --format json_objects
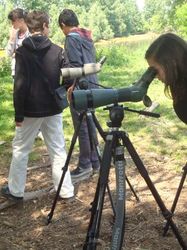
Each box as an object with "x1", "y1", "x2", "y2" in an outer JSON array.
[
  {"x1": 1, "y1": 10, "x2": 74, "y2": 201},
  {"x1": 58, "y1": 9, "x2": 100, "y2": 182},
  {"x1": 145, "y1": 33, "x2": 187, "y2": 125}
]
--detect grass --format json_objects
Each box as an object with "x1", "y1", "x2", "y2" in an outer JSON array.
[{"x1": 0, "y1": 33, "x2": 186, "y2": 171}]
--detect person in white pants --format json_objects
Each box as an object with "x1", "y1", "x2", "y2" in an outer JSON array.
[
  {"x1": 1, "y1": 10, "x2": 74, "y2": 201},
  {"x1": 8, "y1": 115, "x2": 74, "y2": 199}
]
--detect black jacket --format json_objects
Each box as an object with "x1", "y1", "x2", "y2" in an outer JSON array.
[{"x1": 14, "y1": 35, "x2": 65, "y2": 122}]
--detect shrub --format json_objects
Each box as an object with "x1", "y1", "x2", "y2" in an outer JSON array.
[{"x1": 0, "y1": 56, "x2": 11, "y2": 77}]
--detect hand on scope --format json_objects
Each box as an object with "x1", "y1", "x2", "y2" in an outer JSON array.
[{"x1": 67, "y1": 85, "x2": 74, "y2": 103}]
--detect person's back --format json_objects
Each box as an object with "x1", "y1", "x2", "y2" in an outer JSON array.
[
  {"x1": 15, "y1": 32, "x2": 63, "y2": 121},
  {"x1": 64, "y1": 27, "x2": 98, "y2": 89},
  {"x1": 59, "y1": 9, "x2": 100, "y2": 182}
]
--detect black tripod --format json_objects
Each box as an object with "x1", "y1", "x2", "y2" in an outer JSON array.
[
  {"x1": 83, "y1": 104, "x2": 187, "y2": 250},
  {"x1": 47, "y1": 104, "x2": 139, "y2": 224},
  {"x1": 163, "y1": 163, "x2": 187, "y2": 236}
]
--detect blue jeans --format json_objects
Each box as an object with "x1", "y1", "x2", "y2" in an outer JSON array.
[{"x1": 70, "y1": 106, "x2": 100, "y2": 169}]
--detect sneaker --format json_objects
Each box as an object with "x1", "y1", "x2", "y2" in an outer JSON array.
[
  {"x1": 1, "y1": 185, "x2": 23, "y2": 202},
  {"x1": 71, "y1": 167, "x2": 93, "y2": 183},
  {"x1": 61, "y1": 196, "x2": 75, "y2": 204}
]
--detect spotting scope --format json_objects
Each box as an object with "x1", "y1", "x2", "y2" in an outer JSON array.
[
  {"x1": 61, "y1": 56, "x2": 106, "y2": 79},
  {"x1": 72, "y1": 67, "x2": 157, "y2": 111}
]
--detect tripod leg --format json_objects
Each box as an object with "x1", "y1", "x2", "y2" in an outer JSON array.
[
  {"x1": 83, "y1": 134, "x2": 114, "y2": 250},
  {"x1": 46, "y1": 113, "x2": 85, "y2": 224},
  {"x1": 111, "y1": 143, "x2": 126, "y2": 250},
  {"x1": 163, "y1": 163, "x2": 187, "y2": 236},
  {"x1": 125, "y1": 175, "x2": 140, "y2": 202},
  {"x1": 86, "y1": 111, "x2": 118, "y2": 216},
  {"x1": 91, "y1": 111, "x2": 106, "y2": 140},
  {"x1": 91, "y1": 111, "x2": 139, "y2": 209},
  {"x1": 122, "y1": 133, "x2": 187, "y2": 249}
]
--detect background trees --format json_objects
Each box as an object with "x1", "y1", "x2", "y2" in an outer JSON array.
[{"x1": 0, "y1": 0, "x2": 186, "y2": 48}]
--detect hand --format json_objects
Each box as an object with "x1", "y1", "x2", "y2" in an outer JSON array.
[
  {"x1": 15, "y1": 121, "x2": 23, "y2": 127},
  {"x1": 9, "y1": 27, "x2": 19, "y2": 42},
  {"x1": 67, "y1": 85, "x2": 75, "y2": 103}
]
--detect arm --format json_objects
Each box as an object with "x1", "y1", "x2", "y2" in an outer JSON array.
[
  {"x1": 6, "y1": 27, "x2": 18, "y2": 57},
  {"x1": 13, "y1": 51, "x2": 28, "y2": 125},
  {"x1": 62, "y1": 37, "x2": 83, "y2": 88}
]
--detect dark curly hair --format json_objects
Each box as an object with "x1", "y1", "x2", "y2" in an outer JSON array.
[{"x1": 58, "y1": 9, "x2": 79, "y2": 28}]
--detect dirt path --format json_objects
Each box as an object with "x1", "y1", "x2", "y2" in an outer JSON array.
[{"x1": 0, "y1": 150, "x2": 186, "y2": 250}]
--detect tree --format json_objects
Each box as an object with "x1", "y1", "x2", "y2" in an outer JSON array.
[
  {"x1": 174, "y1": 3, "x2": 187, "y2": 38},
  {"x1": 83, "y1": 2, "x2": 114, "y2": 41},
  {"x1": 0, "y1": 1, "x2": 13, "y2": 48}
]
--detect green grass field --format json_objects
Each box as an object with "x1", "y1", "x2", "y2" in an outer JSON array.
[{"x1": 0, "y1": 34, "x2": 186, "y2": 170}]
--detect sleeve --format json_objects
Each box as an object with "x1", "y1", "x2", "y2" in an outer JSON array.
[
  {"x1": 13, "y1": 51, "x2": 28, "y2": 122},
  {"x1": 6, "y1": 40, "x2": 16, "y2": 57}
]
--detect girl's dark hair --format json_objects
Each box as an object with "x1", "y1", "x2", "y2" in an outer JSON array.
[
  {"x1": 145, "y1": 33, "x2": 187, "y2": 102},
  {"x1": 58, "y1": 9, "x2": 79, "y2": 27},
  {"x1": 25, "y1": 10, "x2": 49, "y2": 33},
  {"x1": 8, "y1": 8, "x2": 28, "y2": 21}
]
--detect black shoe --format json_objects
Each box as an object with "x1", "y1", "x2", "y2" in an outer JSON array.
[
  {"x1": 71, "y1": 166, "x2": 93, "y2": 183},
  {"x1": 1, "y1": 185, "x2": 23, "y2": 202}
]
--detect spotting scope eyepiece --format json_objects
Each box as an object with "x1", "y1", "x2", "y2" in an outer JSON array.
[{"x1": 72, "y1": 67, "x2": 157, "y2": 111}]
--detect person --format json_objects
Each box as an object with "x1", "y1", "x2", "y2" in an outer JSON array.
[
  {"x1": 58, "y1": 9, "x2": 100, "y2": 182},
  {"x1": 145, "y1": 33, "x2": 187, "y2": 125},
  {"x1": 1, "y1": 10, "x2": 74, "y2": 202},
  {"x1": 6, "y1": 8, "x2": 30, "y2": 79}
]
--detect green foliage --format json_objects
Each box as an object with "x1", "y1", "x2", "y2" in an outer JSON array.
[
  {"x1": 0, "y1": 76, "x2": 14, "y2": 140},
  {"x1": 0, "y1": 56, "x2": 11, "y2": 77},
  {"x1": 97, "y1": 45, "x2": 129, "y2": 67},
  {"x1": 84, "y1": 2, "x2": 114, "y2": 41},
  {"x1": 143, "y1": 0, "x2": 187, "y2": 33},
  {"x1": 1, "y1": 0, "x2": 187, "y2": 48},
  {"x1": 0, "y1": 2, "x2": 13, "y2": 48},
  {"x1": 175, "y1": 3, "x2": 187, "y2": 38},
  {"x1": 0, "y1": 0, "x2": 146, "y2": 47}
]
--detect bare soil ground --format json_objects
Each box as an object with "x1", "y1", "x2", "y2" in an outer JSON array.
[{"x1": 0, "y1": 146, "x2": 186, "y2": 250}]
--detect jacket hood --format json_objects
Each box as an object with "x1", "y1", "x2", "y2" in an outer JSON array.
[
  {"x1": 22, "y1": 35, "x2": 51, "y2": 52},
  {"x1": 70, "y1": 27, "x2": 92, "y2": 41}
]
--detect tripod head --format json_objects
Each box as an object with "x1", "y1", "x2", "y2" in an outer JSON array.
[
  {"x1": 104, "y1": 104, "x2": 124, "y2": 128},
  {"x1": 104, "y1": 103, "x2": 160, "y2": 129}
]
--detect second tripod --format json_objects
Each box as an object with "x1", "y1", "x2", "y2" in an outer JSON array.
[{"x1": 83, "y1": 104, "x2": 186, "y2": 250}]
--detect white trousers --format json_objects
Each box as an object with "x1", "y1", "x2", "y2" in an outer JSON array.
[{"x1": 8, "y1": 114, "x2": 74, "y2": 198}]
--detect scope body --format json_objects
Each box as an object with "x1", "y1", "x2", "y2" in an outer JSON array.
[{"x1": 72, "y1": 67, "x2": 157, "y2": 110}]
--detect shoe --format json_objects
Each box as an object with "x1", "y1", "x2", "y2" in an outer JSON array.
[
  {"x1": 61, "y1": 196, "x2": 75, "y2": 203},
  {"x1": 71, "y1": 166, "x2": 93, "y2": 183},
  {"x1": 1, "y1": 185, "x2": 23, "y2": 202}
]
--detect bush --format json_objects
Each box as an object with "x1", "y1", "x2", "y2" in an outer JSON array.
[
  {"x1": 96, "y1": 44, "x2": 129, "y2": 67},
  {"x1": 0, "y1": 56, "x2": 11, "y2": 77}
]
